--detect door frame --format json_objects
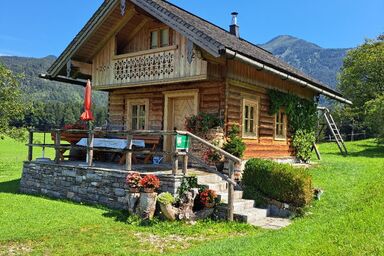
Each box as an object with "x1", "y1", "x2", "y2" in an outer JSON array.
[{"x1": 163, "y1": 89, "x2": 199, "y2": 153}]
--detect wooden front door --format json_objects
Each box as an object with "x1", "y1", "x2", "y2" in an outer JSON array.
[
  {"x1": 170, "y1": 96, "x2": 195, "y2": 130},
  {"x1": 163, "y1": 90, "x2": 198, "y2": 155}
]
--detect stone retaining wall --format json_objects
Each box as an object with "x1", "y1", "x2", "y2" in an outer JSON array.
[{"x1": 20, "y1": 162, "x2": 183, "y2": 210}]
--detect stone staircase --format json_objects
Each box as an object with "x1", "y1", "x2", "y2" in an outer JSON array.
[{"x1": 197, "y1": 173, "x2": 291, "y2": 229}]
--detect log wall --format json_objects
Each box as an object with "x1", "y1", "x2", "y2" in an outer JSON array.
[
  {"x1": 107, "y1": 81, "x2": 225, "y2": 130},
  {"x1": 224, "y1": 59, "x2": 318, "y2": 159}
]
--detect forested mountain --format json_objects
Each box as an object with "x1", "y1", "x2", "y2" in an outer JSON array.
[
  {"x1": 260, "y1": 35, "x2": 350, "y2": 89},
  {"x1": 0, "y1": 56, "x2": 108, "y2": 129},
  {"x1": 0, "y1": 55, "x2": 107, "y2": 105}
]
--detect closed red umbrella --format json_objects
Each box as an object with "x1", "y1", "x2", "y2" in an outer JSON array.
[{"x1": 80, "y1": 79, "x2": 94, "y2": 121}]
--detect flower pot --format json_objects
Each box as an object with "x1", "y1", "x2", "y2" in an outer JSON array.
[
  {"x1": 127, "y1": 192, "x2": 140, "y2": 215},
  {"x1": 143, "y1": 187, "x2": 155, "y2": 193},
  {"x1": 138, "y1": 192, "x2": 157, "y2": 220},
  {"x1": 129, "y1": 187, "x2": 140, "y2": 193},
  {"x1": 205, "y1": 202, "x2": 216, "y2": 208},
  {"x1": 159, "y1": 203, "x2": 178, "y2": 221}
]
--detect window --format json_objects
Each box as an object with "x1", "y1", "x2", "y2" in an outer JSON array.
[
  {"x1": 242, "y1": 99, "x2": 259, "y2": 138},
  {"x1": 150, "y1": 28, "x2": 170, "y2": 49},
  {"x1": 127, "y1": 100, "x2": 149, "y2": 130},
  {"x1": 275, "y1": 109, "x2": 287, "y2": 140}
]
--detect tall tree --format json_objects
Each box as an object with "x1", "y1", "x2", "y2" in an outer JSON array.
[
  {"x1": 337, "y1": 34, "x2": 384, "y2": 137},
  {"x1": 0, "y1": 63, "x2": 25, "y2": 138}
]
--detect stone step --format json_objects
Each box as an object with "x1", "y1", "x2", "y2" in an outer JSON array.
[
  {"x1": 234, "y1": 208, "x2": 268, "y2": 223},
  {"x1": 232, "y1": 199, "x2": 255, "y2": 212},
  {"x1": 248, "y1": 217, "x2": 291, "y2": 229},
  {"x1": 217, "y1": 190, "x2": 244, "y2": 203},
  {"x1": 202, "y1": 182, "x2": 228, "y2": 192},
  {"x1": 196, "y1": 174, "x2": 222, "y2": 184}
]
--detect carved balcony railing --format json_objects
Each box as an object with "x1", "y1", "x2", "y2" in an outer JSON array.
[{"x1": 112, "y1": 46, "x2": 176, "y2": 85}]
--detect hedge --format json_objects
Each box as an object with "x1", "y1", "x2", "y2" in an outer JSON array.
[{"x1": 243, "y1": 158, "x2": 313, "y2": 207}]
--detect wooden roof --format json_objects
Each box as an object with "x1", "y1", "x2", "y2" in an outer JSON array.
[{"x1": 47, "y1": 0, "x2": 346, "y2": 100}]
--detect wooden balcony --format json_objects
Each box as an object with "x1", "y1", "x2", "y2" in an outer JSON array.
[{"x1": 93, "y1": 45, "x2": 208, "y2": 89}]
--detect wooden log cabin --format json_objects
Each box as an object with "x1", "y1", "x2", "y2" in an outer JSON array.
[{"x1": 41, "y1": 0, "x2": 351, "y2": 160}]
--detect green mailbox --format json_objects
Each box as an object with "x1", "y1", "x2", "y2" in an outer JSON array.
[{"x1": 175, "y1": 134, "x2": 190, "y2": 150}]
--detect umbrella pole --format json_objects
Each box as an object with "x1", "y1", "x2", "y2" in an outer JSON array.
[{"x1": 87, "y1": 121, "x2": 94, "y2": 166}]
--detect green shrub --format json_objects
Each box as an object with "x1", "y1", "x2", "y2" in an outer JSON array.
[
  {"x1": 243, "y1": 158, "x2": 313, "y2": 207},
  {"x1": 292, "y1": 129, "x2": 316, "y2": 163},
  {"x1": 223, "y1": 125, "x2": 246, "y2": 158},
  {"x1": 157, "y1": 192, "x2": 175, "y2": 205}
]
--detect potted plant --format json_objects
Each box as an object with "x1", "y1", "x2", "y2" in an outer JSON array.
[
  {"x1": 223, "y1": 125, "x2": 246, "y2": 159},
  {"x1": 138, "y1": 174, "x2": 160, "y2": 220},
  {"x1": 223, "y1": 125, "x2": 246, "y2": 175},
  {"x1": 185, "y1": 112, "x2": 223, "y2": 136},
  {"x1": 140, "y1": 174, "x2": 160, "y2": 193},
  {"x1": 125, "y1": 172, "x2": 142, "y2": 193},
  {"x1": 157, "y1": 192, "x2": 178, "y2": 221},
  {"x1": 199, "y1": 189, "x2": 219, "y2": 208},
  {"x1": 203, "y1": 148, "x2": 224, "y2": 171}
]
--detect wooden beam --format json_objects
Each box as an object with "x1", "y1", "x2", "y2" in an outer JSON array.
[
  {"x1": 126, "y1": 16, "x2": 150, "y2": 43},
  {"x1": 88, "y1": 7, "x2": 136, "y2": 62},
  {"x1": 28, "y1": 130, "x2": 34, "y2": 161},
  {"x1": 71, "y1": 60, "x2": 92, "y2": 76}
]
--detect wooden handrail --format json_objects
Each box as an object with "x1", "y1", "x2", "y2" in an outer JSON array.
[
  {"x1": 177, "y1": 131, "x2": 242, "y2": 164},
  {"x1": 176, "y1": 130, "x2": 240, "y2": 221}
]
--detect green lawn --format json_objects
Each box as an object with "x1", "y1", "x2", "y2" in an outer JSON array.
[{"x1": 1, "y1": 136, "x2": 383, "y2": 255}]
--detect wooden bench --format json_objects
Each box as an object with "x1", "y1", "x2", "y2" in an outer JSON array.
[{"x1": 119, "y1": 136, "x2": 161, "y2": 164}]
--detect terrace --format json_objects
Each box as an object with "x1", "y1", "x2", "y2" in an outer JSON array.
[{"x1": 22, "y1": 128, "x2": 240, "y2": 220}]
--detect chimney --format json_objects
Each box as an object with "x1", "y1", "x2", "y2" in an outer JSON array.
[{"x1": 230, "y1": 12, "x2": 239, "y2": 38}]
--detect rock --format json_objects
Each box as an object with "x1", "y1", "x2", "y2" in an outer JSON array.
[
  {"x1": 114, "y1": 188, "x2": 125, "y2": 197},
  {"x1": 194, "y1": 208, "x2": 215, "y2": 220}
]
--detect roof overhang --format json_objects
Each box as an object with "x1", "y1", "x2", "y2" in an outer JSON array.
[
  {"x1": 224, "y1": 48, "x2": 352, "y2": 105},
  {"x1": 39, "y1": 74, "x2": 87, "y2": 87}
]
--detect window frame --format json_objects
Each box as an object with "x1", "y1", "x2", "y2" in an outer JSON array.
[
  {"x1": 126, "y1": 99, "x2": 149, "y2": 131},
  {"x1": 150, "y1": 28, "x2": 171, "y2": 49},
  {"x1": 274, "y1": 108, "x2": 287, "y2": 140},
  {"x1": 242, "y1": 98, "x2": 259, "y2": 139}
]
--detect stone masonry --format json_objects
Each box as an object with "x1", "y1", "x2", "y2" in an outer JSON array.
[{"x1": 20, "y1": 162, "x2": 183, "y2": 210}]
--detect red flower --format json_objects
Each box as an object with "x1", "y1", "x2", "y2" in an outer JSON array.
[
  {"x1": 140, "y1": 174, "x2": 160, "y2": 189},
  {"x1": 199, "y1": 189, "x2": 218, "y2": 207},
  {"x1": 125, "y1": 172, "x2": 142, "y2": 188}
]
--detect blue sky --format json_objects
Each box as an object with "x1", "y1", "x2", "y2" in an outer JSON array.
[{"x1": 0, "y1": 0, "x2": 382, "y2": 58}]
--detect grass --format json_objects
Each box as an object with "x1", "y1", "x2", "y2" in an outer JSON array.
[{"x1": 1, "y1": 135, "x2": 383, "y2": 255}]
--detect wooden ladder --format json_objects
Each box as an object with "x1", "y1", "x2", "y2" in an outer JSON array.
[{"x1": 317, "y1": 107, "x2": 348, "y2": 155}]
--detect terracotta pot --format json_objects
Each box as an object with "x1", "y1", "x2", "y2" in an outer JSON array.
[
  {"x1": 129, "y1": 187, "x2": 140, "y2": 193},
  {"x1": 138, "y1": 192, "x2": 157, "y2": 220},
  {"x1": 143, "y1": 187, "x2": 155, "y2": 193}
]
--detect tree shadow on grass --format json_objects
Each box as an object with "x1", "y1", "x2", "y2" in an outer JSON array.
[
  {"x1": 0, "y1": 179, "x2": 20, "y2": 194},
  {"x1": 325, "y1": 144, "x2": 384, "y2": 158},
  {"x1": 102, "y1": 209, "x2": 162, "y2": 227}
]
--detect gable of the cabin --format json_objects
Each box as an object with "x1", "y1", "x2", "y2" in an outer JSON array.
[{"x1": 87, "y1": 4, "x2": 209, "y2": 89}]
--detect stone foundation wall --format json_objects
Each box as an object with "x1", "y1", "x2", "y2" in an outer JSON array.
[{"x1": 20, "y1": 162, "x2": 183, "y2": 210}]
